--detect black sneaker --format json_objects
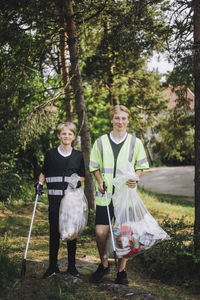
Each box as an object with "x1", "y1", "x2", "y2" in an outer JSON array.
[
  {"x1": 92, "y1": 263, "x2": 110, "y2": 282},
  {"x1": 43, "y1": 265, "x2": 60, "y2": 278},
  {"x1": 66, "y1": 265, "x2": 79, "y2": 276},
  {"x1": 115, "y1": 270, "x2": 128, "y2": 285}
]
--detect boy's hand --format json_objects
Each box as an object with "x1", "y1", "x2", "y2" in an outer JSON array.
[
  {"x1": 98, "y1": 181, "x2": 107, "y2": 194},
  {"x1": 76, "y1": 181, "x2": 81, "y2": 188},
  {"x1": 34, "y1": 181, "x2": 44, "y2": 196},
  {"x1": 126, "y1": 179, "x2": 138, "y2": 189},
  {"x1": 68, "y1": 173, "x2": 81, "y2": 189}
]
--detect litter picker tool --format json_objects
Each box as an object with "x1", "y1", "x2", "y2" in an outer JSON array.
[
  {"x1": 21, "y1": 193, "x2": 39, "y2": 277},
  {"x1": 103, "y1": 182, "x2": 117, "y2": 268}
]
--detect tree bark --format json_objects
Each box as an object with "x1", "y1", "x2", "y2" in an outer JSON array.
[
  {"x1": 104, "y1": 21, "x2": 116, "y2": 106},
  {"x1": 58, "y1": 2, "x2": 73, "y2": 122},
  {"x1": 194, "y1": 0, "x2": 200, "y2": 252},
  {"x1": 64, "y1": 0, "x2": 95, "y2": 209}
]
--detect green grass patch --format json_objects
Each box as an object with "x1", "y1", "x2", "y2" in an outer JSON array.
[
  {"x1": 138, "y1": 187, "x2": 194, "y2": 221},
  {"x1": 0, "y1": 187, "x2": 200, "y2": 300}
]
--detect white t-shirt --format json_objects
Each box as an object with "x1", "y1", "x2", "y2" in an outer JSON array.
[
  {"x1": 57, "y1": 146, "x2": 72, "y2": 157},
  {"x1": 109, "y1": 132, "x2": 127, "y2": 144}
]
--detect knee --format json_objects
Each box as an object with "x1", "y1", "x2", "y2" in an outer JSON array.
[{"x1": 96, "y1": 226, "x2": 108, "y2": 240}]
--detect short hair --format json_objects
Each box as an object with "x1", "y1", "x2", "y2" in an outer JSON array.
[
  {"x1": 110, "y1": 105, "x2": 131, "y2": 120},
  {"x1": 57, "y1": 122, "x2": 77, "y2": 135}
]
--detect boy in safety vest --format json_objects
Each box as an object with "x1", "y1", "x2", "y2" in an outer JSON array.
[
  {"x1": 35, "y1": 122, "x2": 85, "y2": 278},
  {"x1": 89, "y1": 105, "x2": 149, "y2": 285}
]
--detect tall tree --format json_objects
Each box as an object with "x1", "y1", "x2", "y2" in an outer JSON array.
[
  {"x1": 166, "y1": 0, "x2": 200, "y2": 250},
  {"x1": 194, "y1": 0, "x2": 200, "y2": 251},
  {"x1": 58, "y1": 2, "x2": 73, "y2": 121},
  {"x1": 64, "y1": 0, "x2": 95, "y2": 209}
]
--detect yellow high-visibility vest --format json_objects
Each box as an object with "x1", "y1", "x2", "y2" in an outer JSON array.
[{"x1": 89, "y1": 133, "x2": 149, "y2": 206}]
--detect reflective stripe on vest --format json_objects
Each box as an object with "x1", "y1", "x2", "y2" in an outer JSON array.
[
  {"x1": 96, "y1": 191, "x2": 113, "y2": 198},
  {"x1": 136, "y1": 157, "x2": 148, "y2": 166},
  {"x1": 46, "y1": 176, "x2": 71, "y2": 196},
  {"x1": 46, "y1": 176, "x2": 71, "y2": 183},
  {"x1": 97, "y1": 137, "x2": 103, "y2": 159},
  {"x1": 48, "y1": 189, "x2": 64, "y2": 196},
  {"x1": 47, "y1": 189, "x2": 70, "y2": 196},
  {"x1": 101, "y1": 168, "x2": 123, "y2": 175},
  {"x1": 128, "y1": 135, "x2": 136, "y2": 162},
  {"x1": 89, "y1": 160, "x2": 100, "y2": 168}
]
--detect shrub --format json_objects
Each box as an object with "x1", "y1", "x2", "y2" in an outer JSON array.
[
  {"x1": 0, "y1": 233, "x2": 19, "y2": 295},
  {"x1": 0, "y1": 161, "x2": 22, "y2": 202},
  {"x1": 135, "y1": 217, "x2": 200, "y2": 287},
  {"x1": 0, "y1": 160, "x2": 37, "y2": 203}
]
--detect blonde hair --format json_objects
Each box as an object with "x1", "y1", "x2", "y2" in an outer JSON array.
[
  {"x1": 110, "y1": 105, "x2": 131, "y2": 120},
  {"x1": 57, "y1": 122, "x2": 77, "y2": 135}
]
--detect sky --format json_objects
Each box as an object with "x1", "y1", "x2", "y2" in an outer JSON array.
[{"x1": 147, "y1": 52, "x2": 174, "y2": 74}]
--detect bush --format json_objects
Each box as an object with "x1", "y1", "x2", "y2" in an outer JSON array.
[
  {"x1": 0, "y1": 233, "x2": 19, "y2": 295},
  {"x1": 0, "y1": 161, "x2": 22, "y2": 202},
  {"x1": 135, "y1": 217, "x2": 200, "y2": 287},
  {"x1": 0, "y1": 160, "x2": 36, "y2": 203}
]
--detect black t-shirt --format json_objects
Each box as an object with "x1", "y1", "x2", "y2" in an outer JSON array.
[
  {"x1": 108, "y1": 134, "x2": 127, "y2": 194},
  {"x1": 42, "y1": 148, "x2": 85, "y2": 178},
  {"x1": 107, "y1": 133, "x2": 126, "y2": 161},
  {"x1": 42, "y1": 148, "x2": 85, "y2": 197}
]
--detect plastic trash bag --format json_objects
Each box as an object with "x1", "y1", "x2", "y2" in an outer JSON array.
[
  {"x1": 105, "y1": 162, "x2": 170, "y2": 258},
  {"x1": 59, "y1": 174, "x2": 88, "y2": 241}
]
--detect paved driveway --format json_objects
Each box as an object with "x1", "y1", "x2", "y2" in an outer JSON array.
[{"x1": 138, "y1": 166, "x2": 194, "y2": 197}]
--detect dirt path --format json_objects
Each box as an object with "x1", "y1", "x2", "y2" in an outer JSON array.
[
  {"x1": 2, "y1": 257, "x2": 159, "y2": 300},
  {"x1": 3, "y1": 254, "x2": 198, "y2": 300}
]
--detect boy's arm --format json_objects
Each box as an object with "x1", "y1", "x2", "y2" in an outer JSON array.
[
  {"x1": 80, "y1": 177, "x2": 85, "y2": 184},
  {"x1": 39, "y1": 172, "x2": 45, "y2": 184},
  {"x1": 93, "y1": 170, "x2": 104, "y2": 194},
  {"x1": 34, "y1": 173, "x2": 45, "y2": 195},
  {"x1": 126, "y1": 169, "x2": 143, "y2": 188},
  {"x1": 136, "y1": 169, "x2": 143, "y2": 178}
]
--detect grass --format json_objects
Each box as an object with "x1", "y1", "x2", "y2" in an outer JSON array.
[
  {"x1": 0, "y1": 188, "x2": 199, "y2": 300},
  {"x1": 138, "y1": 187, "x2": 194, "y2": 221}
]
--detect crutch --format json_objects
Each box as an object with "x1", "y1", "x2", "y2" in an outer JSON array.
[
  {"x1": 103, "y1": 182, "x2": 117, "y2": 268},
  {"x1": 21, "y1": 193, "x2": 39, "y2": 277}
]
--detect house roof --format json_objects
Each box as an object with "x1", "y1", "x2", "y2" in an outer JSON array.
[{"x1": 164, "y1": 86, "x2": 194, "y2": 109}]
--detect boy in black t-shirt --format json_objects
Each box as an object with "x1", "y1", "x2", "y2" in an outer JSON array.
[{"x1": 36, "y1": 122, "x2": 85, "y2": 278}]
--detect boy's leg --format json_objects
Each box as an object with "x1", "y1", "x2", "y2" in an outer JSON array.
[
  {"x1": 92, "y1": 224, "x2": 110, "y2": 282},
  {"x1": 95, "y1": 202, "x2": 114, "y2": 267},
  {"x1": 43, "y1": 199, "x2": 60, "y2": 278},
  {"x1": 96, "y1": 225, "x2": 109, "y2": 267},
  {"x1": 66, "y1": 239, "x2": 79, "y2": 276},
  {"x1": 92, "y1": 203, "x2": 114, "y2": 282},
  {"x1": 115, "y1": 257, "x2": 129, "y2": 285},
  {"x1": 118, "y1": 257, "x2": 128, "y2": 272},
  {"x1": 49, "y1": 208, "x2": 60, "y2": 268}
]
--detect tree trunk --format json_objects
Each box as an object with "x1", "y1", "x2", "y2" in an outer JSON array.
[
  {"x1": 194, "y1": 0, "x2": 200, "y2": 252},
  {"x1": 104, "y1": 21, "x2": 116, "y2": 106},
  {"x1": 64, "y1": 0, "x2": 95, "y2": 209},
  {"x1": 58, "y1": 2, "x2": 73, "y2": 122}
]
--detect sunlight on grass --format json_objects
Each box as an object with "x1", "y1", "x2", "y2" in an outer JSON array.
[
  {"x1": 0, "y1": 189, "x2": 199, "y2": 300},
  {"x1": 138, "y1": 188, "x2": 194, "y2": 223}
]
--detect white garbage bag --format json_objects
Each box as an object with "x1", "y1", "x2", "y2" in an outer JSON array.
[
  {"x1": 59, "y1": 174, "x2": 88, "y2": 241},
  {"x1": 106, "y1": 162, "x2": 170, "y2": 258}
]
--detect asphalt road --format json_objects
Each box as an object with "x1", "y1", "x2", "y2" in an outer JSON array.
[{"x1": 138, "y1": 166, "x2": 194, "y2": 197}]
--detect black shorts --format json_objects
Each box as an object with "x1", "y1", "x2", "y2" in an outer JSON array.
[{"x1": 95, "y1": 201, "x2": 114, "y2": 225}]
